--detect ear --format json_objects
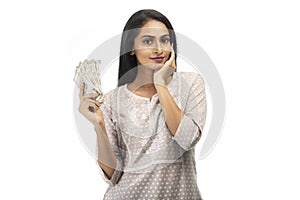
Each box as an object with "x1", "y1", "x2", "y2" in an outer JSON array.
[{"x1": 130, "y1": 50, "x2": 135, "y2": 55}]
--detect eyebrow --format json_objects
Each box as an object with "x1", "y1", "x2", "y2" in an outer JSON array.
[{"x1": 141, "y1": 34, "x2": 170, "y2": 38}]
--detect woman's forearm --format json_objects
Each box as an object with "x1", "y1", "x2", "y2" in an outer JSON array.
[
  {"x1": 155, "y1": 85, "x2": 184, "y2": 136},
  {"x1": 94, "y1": 124, "x2": 117, "y2": 180}
]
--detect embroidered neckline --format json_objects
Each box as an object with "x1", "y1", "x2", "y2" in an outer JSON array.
[{"x1": 123, "y1": 72, "x2": 177, "y2": 102}]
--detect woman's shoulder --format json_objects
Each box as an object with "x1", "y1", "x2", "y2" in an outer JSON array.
[
  {"x1": 176, "y1": 71, "x2": 204, "y2": 83},
  {"x1": 102, "y1": 84, "x2": 127, "y2": 103},
  {"x1": 101, "y1": 87, "x2": 119, "y2": 104}
]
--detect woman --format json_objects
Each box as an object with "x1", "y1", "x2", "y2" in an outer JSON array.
[{"x1": 78, "y1": 9, "x2": 207, "y2": 200}]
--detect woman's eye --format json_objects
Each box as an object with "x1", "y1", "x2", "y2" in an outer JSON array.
[
  {"x1": 143, "y1": 39, "x2": 153, "y2": 45},
  {"x1": 161, "y1": 38, "x2": 170, "y2": 44}
]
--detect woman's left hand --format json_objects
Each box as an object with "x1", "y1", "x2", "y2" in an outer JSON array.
[{"x1": 153, "y1": 43, "x2": 176, "y2": 87}]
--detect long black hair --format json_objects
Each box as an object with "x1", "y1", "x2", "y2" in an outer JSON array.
[{"x1": 117, "y1": 9, "x2": 177, "y2": 87}]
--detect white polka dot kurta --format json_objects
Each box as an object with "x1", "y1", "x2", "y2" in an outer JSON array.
[{"x1": 96, "y1": 72, "x2": 207, "y2": 200}]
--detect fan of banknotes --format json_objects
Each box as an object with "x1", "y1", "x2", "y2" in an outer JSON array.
[{"x1": 73, "y1": 59, "x2": 104, "y2": 106}]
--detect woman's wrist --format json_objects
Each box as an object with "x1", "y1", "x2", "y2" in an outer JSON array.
[{"x1": 93, "y1": 122, "x2": 108, "y2": 138}]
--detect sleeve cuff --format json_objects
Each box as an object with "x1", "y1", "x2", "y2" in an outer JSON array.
[
  {"x1": 171, "y1": 114, "x2": 202, "y2": 151},
  {"x1": 95, "y1": 159, "x2": 123, "y2": 187}
]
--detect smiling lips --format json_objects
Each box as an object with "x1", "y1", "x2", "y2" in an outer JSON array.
[{"x1": 150, "y1": 57, "x2": 164, "y2": 62}]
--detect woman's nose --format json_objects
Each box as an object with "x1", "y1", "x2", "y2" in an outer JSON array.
[{"x1": 153, "y1": 41, "x2": 163, "y2": 54}]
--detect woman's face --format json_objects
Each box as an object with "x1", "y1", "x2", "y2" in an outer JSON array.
[{"x1": 132, "y1": 20, "x2": 172, "y2": 70}]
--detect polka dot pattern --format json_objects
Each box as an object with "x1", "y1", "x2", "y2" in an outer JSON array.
[{"x1": 96, "y1": 72, "x2": 207, "y2": 199}]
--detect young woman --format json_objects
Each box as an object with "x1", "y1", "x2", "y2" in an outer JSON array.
[{"x1": 78, "y1": 9, "x2": 207, "y2": 200}]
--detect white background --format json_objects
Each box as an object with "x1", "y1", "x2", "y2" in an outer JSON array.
[{"x1": 0, "y1": 0, "x2": 299, "y2": 199}]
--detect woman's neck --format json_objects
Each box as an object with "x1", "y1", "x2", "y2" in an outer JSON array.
[{"x1": 131, "y1": 66, "x2": 155, "y2": 89}]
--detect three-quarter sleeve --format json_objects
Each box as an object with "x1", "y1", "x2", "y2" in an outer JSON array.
[
  {"x1": 95, "y1": 90, "x2": 124, "y2": 187},
  {"x1": 171, "y1": 73, "x2": 207, "y2": 151}
]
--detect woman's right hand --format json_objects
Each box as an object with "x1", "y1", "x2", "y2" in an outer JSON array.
[{"x1": 78, "y1": 82, "x2": 104, "y2": 127}]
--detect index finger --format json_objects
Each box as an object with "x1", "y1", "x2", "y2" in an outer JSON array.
[
  {"x1": 79, "y1": 82, "x2": 85, "y2": 97},
  {"x1": 170, "y1": 43, "x2": 175, "y2": 60}
]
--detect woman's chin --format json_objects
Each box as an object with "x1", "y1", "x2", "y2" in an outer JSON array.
[
  {"x1": 140, "y1": 63, "x2": 164, "y2": 71},
  {"x1": 151, "y1": 63, "x2": 164, "y2": 70},
  {"x1": 153, "y1": 63, "x2": 164, "y2": 70}
]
